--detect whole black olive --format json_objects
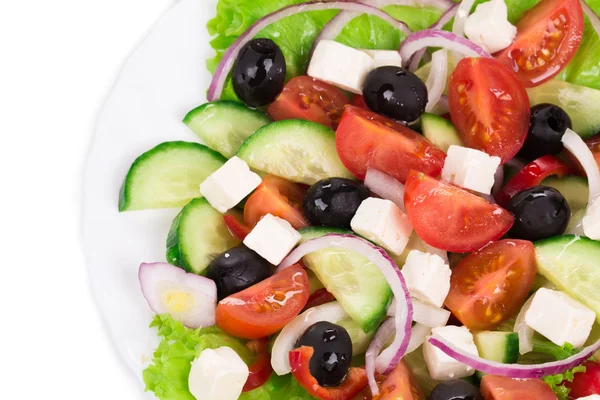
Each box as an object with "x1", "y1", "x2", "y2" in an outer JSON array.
[
  {"x1": 205, "y1": 246, "x2": 271, "y2": 300},
  {"x1": 303, "y1": 178, "x2": 370, "y2": 228},
  {"x1": 518, "y1": 103, "x2": 572, "y2": 162},
  {"x1": 232, "y1": 38, "x2": 286, "y2": 107},
  {"x1": 295, "y1": 321, "x2": 352, "y2": 387},
  {"x1": 362, "y1": 66, "x2": 428, "y2": 123},
  {"x1": 428, "y1": 380, "x2": 483, "y2": 400}
]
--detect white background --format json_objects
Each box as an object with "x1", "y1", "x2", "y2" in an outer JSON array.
[{"x1": 0, "y1": 1, "x2": 176, "y2": 398}]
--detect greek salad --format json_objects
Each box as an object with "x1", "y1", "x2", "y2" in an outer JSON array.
[{"x1": 119, "y1": 0, "x2": 600, "y2": 399}]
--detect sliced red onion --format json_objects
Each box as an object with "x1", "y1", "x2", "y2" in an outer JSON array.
[
  {"x1": 581, "y1": 0, "x2": 600, "y2": 39},
  {"x1": 365, "y1": 168, "x2": 406, "y2": 212},
  {"x1": 278, "y1": 234, "x2": 413, "y2": 375},
  {"x1": 429, "y1": 94, "x2": 450, "y2": 115},
  {"x1": 429, "y1": 334, "x2": 600, "y2": 378},
  {"x1": 407, "y1": 323, "x2": 432, "y2": 354},
  {"x1": 366, "y1": 317, "x2": 395, "y2": 395},
  {"x1": 400, "y1": 29, "x2": 491, "y2": 68},
  {"x1": 412, "y1": 299, "x2": 451, "y2": 327},
  {"x1": 425, "y1": 49, "x2": 448, "y2": 113},
  {"x1": 492, "y1": 165, "x2": 505, "y2": 196},
  {"x1": 514, "y1": 296, "x2": 535, "y2": 355},
  {"x1": 452, "y1": 0, "x2": 476, "y2": 38},
  {"x1": 138, "y1": 262, "x2": 217, "y2": 329},
  {"x1": 271, "y1": 301, "x2": 348, "y2": 375}
]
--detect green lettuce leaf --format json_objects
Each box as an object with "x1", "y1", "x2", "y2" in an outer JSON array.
[{"x1": 543, "y1": 365, "x2": 587, "y2": 400}]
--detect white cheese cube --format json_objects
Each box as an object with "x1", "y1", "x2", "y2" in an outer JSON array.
[
  {"x1": 188, "y1": 347, "x2": 249, "y2": 400},
  {"x1": 401, "y1": 250, "x2": 451, "y2": 308},
  {"x1": 576, "y1": 396, "x2": 600, "y2": 400},
  {"x1": 350, "y1": 198, "x2": 413, "y2": 256},
  {"x1": 441, "y1": 145, "x2": 501, "y2": 194},
  {"x1": 525, "y1": 288, "x2": 595, "y2": 348},
  {"x1": 200, "y1": 156, "x2": 262, "y2": 213},
  {"x1": 464, "y1": 0, "x2": 517, "y2": 53},
  {"x1": 424, "y1": 326, "x2": 479, "y2": 381},
  {"x1": 308, "y1": 40, "x2": 375, "y2": 94},
  {"x1": 362, "y1": 49, "x2": 403, "y2": 68},
  {"x1": 243, "y1": 214, "x2": 302, "y2": 265},
  {"x1": 583, "y1": 198, "x2": 600, "y2": 240}
]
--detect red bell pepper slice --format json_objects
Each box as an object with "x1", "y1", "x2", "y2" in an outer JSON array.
[
  {"x1": 303, "y1": 288, "x2": 336, "y2": 311},
  {"x1": 223, "y1": 214, "x2": 252, "y2": 240},
  {"x1": 242, "y1": 338, "x2": 273, "y2": 392},
  {"x1": 289, "y1": 346, "x2": 368, "y2": 400},
  {"x1": 496, "y1": 155, "x2": 573, "y2": 206}
]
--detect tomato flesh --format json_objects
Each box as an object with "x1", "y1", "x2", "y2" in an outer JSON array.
[
  {"x1": 352, "y1": 95, "x2": 369, "y2": 110},
  {"x1": 449, "y1": 57, "x2": 530, "y2": 163},
  {"x1": 480, "y1": 375, "x2": 557, "y2": 400},
  {"x1": 267, "y1": 76, "x2": 350, "y2": 129},
  {"x1": 376, "y1": 360, "x2": 425, "y2": 400},
  {"x1": 565, "y1": 361, "x2": 600, "y2": 397},
  {"x1": 242, "y1": 339, "x2": 272, "y2": 392},
  {"x1": 445, "y1": 240, "x2": 536, "y2": 331},
  {"x1": 404, "y1": 170, "x2": 514, "y2": 253},
  {"x1": 215, "y1": 264, "x2": 309, "y2": 339},
  {"x1": 244, "y1": 174, "x2": 308, "y2": 230},
  {"x1": 495, "y1": 0, "x2": 584, "y2": 87},
  {"x1": 303, "y1": 288, "x2": 336, "y2": 311},
  {"x1": 223, "y1": 214, "x2": 251, "y2": 240},
  {"x1": 336, "y1": 106, "x2": 446, "y2": 183}
]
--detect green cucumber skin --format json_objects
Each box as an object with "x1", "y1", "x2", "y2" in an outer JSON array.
[
  {"x1": 166, "y1": 210, "x2": 185, "y2": 270},
  {"x1": 474, "y1": 331, "x2": 519, "y2": 379},
  {"x1": 420, "y1": 113, "x2": 463, "y2": 153},
  {"x1": 183, "y1": 101, "x2": 271, "y2": 158},
  {"x1": 119, "y1": 141, "x2": 226, "y2": 211}
]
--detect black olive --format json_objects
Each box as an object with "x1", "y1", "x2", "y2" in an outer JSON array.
[
  {"x1": 303, "y1": 178, "x2": 370, "y2": 228},
  {"x1": 506, "y1": 186, "x2": 570, "y2": 241},
  {"x1": 518, "y1": 103, "x2": 572, "y2": 162},
  {"x1": 428, "y1": 380, "x2": 483, "y2": 400},
  {"x1": 295, "y1": 321, "x2": 352, "y2": 387},
  {"x1": 232, "y1": 38, "x2": 286, "y2": 107},
  {"x1": 362, "y1": 66, "x2": 428, "y2": 123},
  {"x1": 205, "y1": 246, "x2": 271, "y2": 300}
]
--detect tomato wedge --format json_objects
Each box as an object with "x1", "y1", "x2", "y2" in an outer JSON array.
[
  {"x1": 215, "y1": 264, "x2": 309, "y2": 339},
  {"x1": 223, "y1": 214, "x2": 251, "y2": 240},
  {"x1": 377, "y1": 360, "x2": 425, "y2": 400},
  {"x1": 565, "y1": 361, "x2": 600, "y2": 398},
  {"x1": 495, "y1": 0, "x2": 584, "y2": 88},
  {"x1": 480, "y1": 375, "x2": 557, "y2": 400},
  {"x1": 404, "y1": 170, "x2": 514, "y2": 253},
  {"x1": 336, "y1": 106, "x2": 446, "y2": 183},
  {"x1": 352, "y1": 95, "x2": 369, "y2": 110},
  {"x1": 496, "y1": 155, "x2": 573, "y2": 207},
  {"x1": 289, "y1": 346, "x2": 368, "y2": 400},
  {"x1": 445, "y1": 240, "x2": 536, "y2": 331},
  {"x1": 303, "y1": 288, "x2": 336, "y2": 311},
  {"x1": 267, "y1": 76, "x2": 350, "y2": 130},
  {"x1": 448, "y1": 57, "x2": 530, "y2": 163},
  {"x1": 242, "y1": 339, "x2": 272, "y2": 392},
  {"x1": 244, "y1": 174, "x2": 309, "y2": 230}
]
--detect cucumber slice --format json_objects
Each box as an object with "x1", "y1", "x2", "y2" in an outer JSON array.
[
  {"x1": 166, "y1": 198, "x2": 241, "y2": 274},
  {"x1": 527, "y1": 80, "x2": 600, "y2": 139},
  {"x1": 119, "y1": 141, "x2": 226, "y2": 211},
  {"x1": 236, "y1": 120, "x2": 354, "y2": 185},
  {"x1": 298, "y1": 227, "x2": 392, "y2": 332},
  {"x1": 337, "y1": 317, "x2": 375, "y2": 356},
  {"x1": 420, "y1": 113, "x2": 463, "y2": 153},
  {"x1": 542, "y1": 176, "x2": 589, "y2": 213},
  {"x1": 183, "y1": 101, "x2": 271, "y2": 158},
  {"x1": 474, "y1": 331, "x2": 519, "y2": 379},
  {"x1": 403, "y1": 346, "x2": 440, "y2": 395},
  {"x1": 535, "y1": 235, "x2": 600, "y2": 323}
]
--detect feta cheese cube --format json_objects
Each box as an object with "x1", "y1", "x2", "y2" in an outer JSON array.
[
  {"x1": 308, "y1": 40, "x2": 375, "y2": 94},
  {"x1": 424, "y1": 326, "x2": 479, "y2": 381},
  {"x1": 188, "y1": 347, "x2": 249, "y2": 400},
  {"x1": 464, "y1": 0, "x2": 517, "y2": 53},
  {"x1": 243, "y1": 214, "x2": 302, "y2": 265},
  {"x1": 401, "y1": 250, "x2": 451, "y2": 308},
  {"x1": 350, "y1": 198, "x2": 413, "y2": 256},
  {"x1": 525, "y1": 288, "x2": 595, "y2": 348},
  {"x1": 441, "y1": 145, "x2": 501, "y2": 194},
  {"x1": 362, "y1": 49, "x2": 403, "y2": 68},
  {"x1": 583, "y1": 198, "x2": 600, "y2": 240},
  {"x1": 200, "y1": 156, "x2": 262, "y2": 213},
  {"x1": 576, "y1": 396, "x2": 600, "y2": 400}
]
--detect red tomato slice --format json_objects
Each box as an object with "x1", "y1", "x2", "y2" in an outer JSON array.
[
  {"x1": 448, "y1": 57, "x2": 530, "y2": 163},
  {"x1": 223, "y1": 214, "x2": 251, "y2": 240},
  {"x1": 352, "y1": 94, "x2": 369, "y2": 110},
  {"x1": 495, "y1": 0, "x2": 584, "y2": 88},
  {"x1": 377, "y1": 360, "x2": 425, "y2": 400},
  {"x1": 289, "y1": 346, "x2": 368, "y2": 400},
  {"x1": 336, "y1": 106, "x2": 446, "y2": 183},
  {"x1": 215, "y1": 264, "x2": 309, "y2": 339},
  {"x1": 244, "y1": 174, "x2": 309, "y2": 230},
  {"x1": 404, "y1": 170, "x2": 514, "y2": 253},
  {"x1": 480, "y1": 375, "x2": 557, "y2": 400},
  {"x1": 445, "y1": 240, "x2": 536, "y2": 331},
  {"x1": 303, "y1": 288, "x2": 336, "y2": 311},
  {"x1": 565, "y1": 361, "x2": 600, "y2": 397},
  {"x1": 242, "y1": 339, "x2": 272, "y2": 392},
  {"x1": 495, "y1": 155, "x2": 573, "y2": 207},
  {"x1": 267, "y1": 76, "x2": 350, "y2": 129}
]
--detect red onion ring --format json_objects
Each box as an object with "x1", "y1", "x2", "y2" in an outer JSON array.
[
  {"x1": 364, "y1": 168, "x2": 406, "y2": 212},
  {"x1": 424, "y1": 49, "x2": 448, "y2": 113},
  {"x1": 451, "y1": 0, "x2": 475, "y2": 38},
  {"x1": 514, "y1": 296, "x2": 535, "y2": 355},
  {"x1": 429, "y1": 333, "x2": 600, "y2": 378},
  {"x1": 581, "y1": 0, "x2": 600, "y2": 39},
  {"x1": 365, "y1": 317, "x2": 395, "y2": 395}
]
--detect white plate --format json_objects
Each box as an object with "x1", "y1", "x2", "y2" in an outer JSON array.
[{"x1": 82, "y1": 0, "x2": 217, "y2": 394}]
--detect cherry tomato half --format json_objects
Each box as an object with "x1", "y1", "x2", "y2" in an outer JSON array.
[
  {"x1": 480, "y1": 375, "x2": 557, "y2": 400},
  {"x1": 352, "y1": 95, "x2": 369, "y2": 110},
  {"x1": 336, "y1": 106, "x2": 446, "y2": 183},
  {"x1": 495, "y1": 0, "x2": 584, "y2": 88},
  {"x1": 267, "y1": 76, "x2": 350, "y2": 130},
  {"x1": 565, "y1": 361, "x2": 600, "y2": 398},
  {"x1": 303, "y1": 288, "x2": 336, "y2": 311},
  {"x1": 242, "y1": 339, "x2": 272, "y2": 392},
  {"x1": 445, "y1": 240, "x2": 537, "y2": 331},
  {"x1": 223, "y1": 214, "x2": 251, "y2": 240},
  {"x1": 449, "y1": 57, "x2": 530, "y2": 163},
  {"x1": 376, "y1": 360, "x2": 425, "y2": 400},
  {"x1": 404, "y1": 170, "x2": 514, "y2": 253},
  {"x1": 215, "y1": 264, "x2": 309, "y2": 339}
]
